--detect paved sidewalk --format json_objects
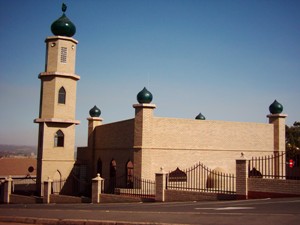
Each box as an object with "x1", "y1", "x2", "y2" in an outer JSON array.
[
  {"x1": 0, "y1": 223, "x2": 36, "y2": 225},
  {"x1": 0, "y1": 216, "x2": 176, "y2": 225}
]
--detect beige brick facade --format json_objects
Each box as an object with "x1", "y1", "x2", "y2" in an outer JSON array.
[
  {"x1": 77, "y1": 102, "x2": 287, "y2": 188},
  {"x1": 39, "y1": 75, "x2": 79, "y2": 120},
  {"x1": 35, "y1": 35, "x2": 80, "y2": 195},
  {"x1": 45, "y1": 36, "x2": 78, "y2": 74}
]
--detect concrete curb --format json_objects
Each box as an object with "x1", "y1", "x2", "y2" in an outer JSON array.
[{"x1": 0, "y1": 216, "x2": 185, "y2": 225}]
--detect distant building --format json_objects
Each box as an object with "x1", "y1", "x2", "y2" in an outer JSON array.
[
  {"x1": 0, "y1": 157, "x2": 37, "y2": 197},
  {"x1": 0, "y1": 158, "x2": 36, "y2": 180}
]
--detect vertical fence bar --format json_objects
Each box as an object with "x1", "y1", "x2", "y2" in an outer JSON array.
[
  {"x1": 226, "y1": 173, "x2": 229, "y2": 193},
  {"x1": 192, "y1": 163, "x2": 197, "y2": 189},
  {"x1": 261, "y1": 156, "x2": 268, "y2": 178},
  {"x1": 271, "y1": 155, "x2": 274, "y2": 178}
]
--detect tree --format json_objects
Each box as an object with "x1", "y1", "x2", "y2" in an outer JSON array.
[{"x1": 286, "y1": 121, "x2": 300, "y2": 161}]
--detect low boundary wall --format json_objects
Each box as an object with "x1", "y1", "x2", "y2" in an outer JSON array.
[
  {"x1": 99, "y1": 193, "x2": 146, "y2": 203},
  {"x1": 165, "y1": 189, "x2": 236, "y2": 202},
  {"x1": 50, "y1": 194, "x2": 90, "y2": 204},
  {"x1": 10, "y1": 194, "x2": 42, "y2": 204},
  {"x1": 248, "y1": 178, "x2": 300, "y2": 199}
]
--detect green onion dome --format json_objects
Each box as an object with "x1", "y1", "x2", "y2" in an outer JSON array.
[
  {"x1": 51, "y1": 3, "x2": 76, "y2": 37},
  {"x1": 137, "y1": 87, "x2": 153, "y2": 104},
  {"x1": 89, "y1": 105, "x2": 101, "y2": 117},
  {"x1": 195, "y1": 113, "x2": 206, "y2": 120},
  {"x1": 269, "y1": 100, "x2": 283, "y2": 114}
]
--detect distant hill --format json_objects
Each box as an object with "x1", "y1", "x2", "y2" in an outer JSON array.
[{"x1": 0, "y1": 145, "x2": 37, "y2": 158}]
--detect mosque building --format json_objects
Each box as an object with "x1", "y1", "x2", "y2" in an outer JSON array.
[{"x1": 35, "y1": 4, "x2": 287, "y2": 196}]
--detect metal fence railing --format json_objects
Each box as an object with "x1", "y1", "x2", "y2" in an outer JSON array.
[
  {"x1": 104, "y1": 174, "x2": 155, "y2": 199},
  {"x1": 167, "y1": 162, "x2": 236, "y2": 194},
  {"x1": 11, "y1": 177, "x2": 36, "y2": 196},
  {"x1": 114, "y1": 176, "x2": 155, "y2": 199},
  {"x1": 52, "y1": 179, "x2": 66, "y2": 194},
  {"x1": 248, "y1": 152, "x2": 300, "y2": 180}
]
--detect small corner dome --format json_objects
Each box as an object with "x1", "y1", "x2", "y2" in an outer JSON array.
[
  {"x1": 89, "y1": 105, "x2": 101, "y2": 117},
  {"x1": 51, "y1": 3, "x2": 76, "y2": 37},
  {"x1": 137, "y1": 87, "x2": 153, "y2": 104},
  {"x1": 195, "y1": 113, "x2": 206, "y2": 120},
  {"x1": 269, "y1": 100, "x2": 283, "y2": 114}
]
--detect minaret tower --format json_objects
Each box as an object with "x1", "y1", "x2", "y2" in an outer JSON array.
[{"x1": 34, "y1": 4, "x2": 80, "y2": 195}]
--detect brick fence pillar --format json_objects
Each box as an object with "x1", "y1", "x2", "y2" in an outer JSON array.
[
  {"x1": 3, "y1": 176, "x2": 13, "y2": 204},
  {"x1": 92, "y1": 173, "x2": 104, "y2": 203},
  {"x1": 43, "y1": 177, "x2": 53, "y2": 204},
  {"x1": 236, "y1": 158, "x2": 248, "y2": 200},
  {"x1": 155, "y1": 168, "x2": 167, "y2": 202}
]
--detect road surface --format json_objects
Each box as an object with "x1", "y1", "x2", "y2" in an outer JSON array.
[{"x1": 0, "y1": 197, "x2": 300, "y2": 225}]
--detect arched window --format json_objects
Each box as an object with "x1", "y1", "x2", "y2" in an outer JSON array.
[
  {"x1": 97, "y1": 158, "x2": 103, "y2": 176},
  {"x1": 54, "y1": 130, "x2": 64, "y2": 147},
  {"x1": 126, "y1": 161, "x2": 133, "y2": 188},
  {"x1": 110, "y1": 159, "x2": 117, "y2": 178},
  {"x1": 109, "y1": 159, "x2": 117, "y2": 193},
  {"x1": 58, "y1": 87, "x2": 66, "y2": 104}
]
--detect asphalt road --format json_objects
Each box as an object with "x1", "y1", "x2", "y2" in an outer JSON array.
[{"x1": 0, "y1": 197, "x2": 300, "y2": 225}]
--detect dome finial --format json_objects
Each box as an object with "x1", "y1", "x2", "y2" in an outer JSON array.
[
  {"x1": 62, "y1": 3, "x2": 67, "y2": 13},
  {"x1": 89, "y1": 105, "x2": 101, "y2": 117},
  {"x1": 137, "y1": 87, "x2": 153, "y2": 104},
  {"x1": 269, "y1": 100, "x2": 283, "y2": 114},
  {"x1": 51, "y1": 3, "x2": 76, "y2": 37},
  {"x1": 195, "y1": 113, "x2": 206, "y2": 120}
]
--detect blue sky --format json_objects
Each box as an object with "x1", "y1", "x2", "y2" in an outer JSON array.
[{"x1": 0, "y1": 0, "x2": 299, "y2": 147}]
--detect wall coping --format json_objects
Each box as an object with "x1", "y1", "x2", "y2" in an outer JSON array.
[
  {"x1": 132, "y1": 103, "x2": 156, "y2": 109},
  {"x1": 266, "y1": 114, "x2": 288, "y2": 119},
  {"x1": 34, "y1": 118, "x2": 80, "y2": 125},
  {"x1": 87, "y1": 117, "x2": 103, "y2": 122}
]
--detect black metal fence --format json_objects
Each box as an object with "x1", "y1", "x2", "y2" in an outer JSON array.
[
  {"x1": 114, "y1": 176, "x2": 155, "y2": 199},
  {"x1": 167, "y1": 162, "x2": 236, "y2": 194},
  {"x1": 103, "y1": 174, "x2": 155, "y2": 200},
  {"x1": 52, "y1": 179, "x2": 66, "y2": 194},
  {"x1": 12, "y1": 177, "x2": 36, "y2": 196},
  {"x1": 51, "y1": 173, "x2": 91, "y2": 197},
  {"x1": 248, "y1": 152, "x2": 300, "y2": 180}
]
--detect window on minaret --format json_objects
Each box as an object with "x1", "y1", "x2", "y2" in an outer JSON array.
[
  {"x1": 54, "y1": 130, "x2": 64, "y2": 147},
  {"x1": 60, "y1": 47, "x2": 67, "y2": 63},
  {"x1": 58, "y1": 87, "x2": 66, "y2": 104}
]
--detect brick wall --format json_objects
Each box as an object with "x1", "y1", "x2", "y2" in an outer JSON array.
[
  {"x1": 78, "y1": 106, "x2": 282, "y2": 185},
  {"x1": 82, "y1": 115, "x2": 278, "y2": 181},
  {"x1": 152, "y1": 117, "x2": 274, "y2": 151},
  {"x1": 138, "y1": 117, "x2": 275, "y2": 180},
  {"x1": 50, "y1": 194, "x2": 90, "y2": 203},
  {"x1": 45, "y1": 36, "x2": 78, "y2": 74},
  {"x1": 94, "y1": 119, "x2": 134, "y2": 148},
  {"x1": 88, "y1": 119, "x2": 135, "y2": 184},
  {"x1": 236, "y1": 159, "x2": 248, "y2": 199},
  {"x1": 165, "y1": 190, "x2": 236, "y2": 201},
  {"x1": 248, "y1": 178, "x2": 300, "y2": 198},
  {"x1": 99, "y1": 193, "x2": 142, "y2": 203},
  {"x1": 10, "y1": 194, "x2": 42, "y2": 204}
]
